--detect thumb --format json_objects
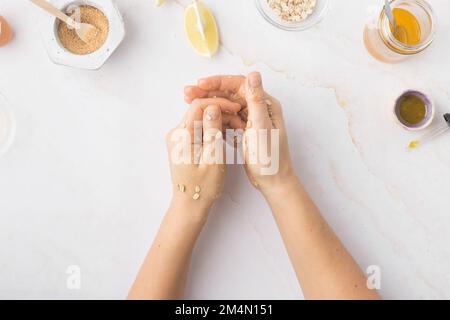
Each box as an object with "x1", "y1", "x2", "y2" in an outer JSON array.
[{"x1": 245, "y1": 72, "x2": 271, "y2": 127}]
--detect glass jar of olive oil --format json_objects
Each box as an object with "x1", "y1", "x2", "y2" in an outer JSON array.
[{"x1": 364, "y1": 0, "x2": 435, "y2": 63}]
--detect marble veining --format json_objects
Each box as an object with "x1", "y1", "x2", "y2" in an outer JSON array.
[{"x1": 0, "y1": 0, "x2": 449, "y2": 299}]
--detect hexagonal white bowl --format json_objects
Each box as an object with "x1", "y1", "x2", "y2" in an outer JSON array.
[{"x1": 39, "y1": 0, "x2": 125, "y2": 70}]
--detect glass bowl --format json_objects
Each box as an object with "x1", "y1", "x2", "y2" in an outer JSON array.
[{"x1": 255, "y1": 0, "x2": 330, "y2": 31}]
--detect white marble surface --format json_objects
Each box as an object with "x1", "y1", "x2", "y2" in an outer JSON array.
[{"x1": 0, "y1": 0, "x2": 449, "y2": 299}]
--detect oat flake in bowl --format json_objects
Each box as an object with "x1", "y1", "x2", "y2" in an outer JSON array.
[
  {"x1": 267, "y1": 0, "x2": 317, "y2": 22},
  {"x1": 255, "y1": 0, "x2": 329, "y2": 31}
]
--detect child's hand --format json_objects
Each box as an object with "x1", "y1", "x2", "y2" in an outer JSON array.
[
  {"x1": 184, "y1": 72, "x2": 298, "y2": 196},
  {"x1": 166, "y1": 103, "x2": 244, "y2": 216}
]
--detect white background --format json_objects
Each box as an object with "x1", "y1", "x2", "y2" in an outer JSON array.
[{"x1": 0, "y1": 0, "x2": 450, "y2": 299}]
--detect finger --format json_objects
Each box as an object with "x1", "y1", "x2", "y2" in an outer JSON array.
[
  {"x1": 180, "y1": 105, "x2": 204, "y2": 145},
  {"x1": 222, "y1": 114, "x2": 246, "y2": 130},
  {"x1": 198, "y1": 75, "x2": 246, "y2": 97},
  {"x1": 203, "y1": 105, "x2": 222, "y2": 133},
  {"x1": 185, "y1": 87, "x2": 247, "y2": 106},
  {"x1": 185, "y1": 85, "x2": 241, "y2": 100},
  {"x1": 265, "y1": 94, "x2": 285, "y2": 130},
  {"x1": 184, "y1": 86, "x2": 208, "y2": 103},
  {"x1": 201, "y1": 105, "x2": 223, "y2": 165},
  {"x1": 222, "y1": 114, "x2": 245, "y2": 149},
  {"x1": 245, "y1": 72, "x2": 271, "y2": 127},
  {"x1": 238, "y1": 107, "x2": 249, "y2": 122},
  {"x1": 191, "y1": 97, "x2": 242, "y2": 114}
]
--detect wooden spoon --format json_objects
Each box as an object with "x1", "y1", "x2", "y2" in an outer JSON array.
[
  {"x1": 30, "y1": 0, "x2": 97, "y2": 43},
  {"x1": 384, "y1": 0, "x2": 397, "y2": 34}
]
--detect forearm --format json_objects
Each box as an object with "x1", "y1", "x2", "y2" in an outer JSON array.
[
  {"x1": 128, "y1": 198, "x2": 209, "y2": 300},
  {"x1": 263, "y1": 177, "x2": 380, "y2": 300}
]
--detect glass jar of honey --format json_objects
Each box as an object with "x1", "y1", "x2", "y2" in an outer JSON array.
[{"x1": 364, "y1": 0, "x2": 435, "y2": 63}]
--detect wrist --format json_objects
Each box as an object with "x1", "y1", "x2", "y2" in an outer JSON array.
[
  {"x1": 260, "y1": 173, "x2": 303, "y2": 204},
  {"x1": 169, "y1": 194, "x2": 212, "y2": 225},
  {"x1": 258, "y1": 162, "x2": 300, "y2": 193}
]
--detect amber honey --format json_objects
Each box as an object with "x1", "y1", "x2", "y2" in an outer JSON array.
[
  {"x1": 364, "y1": 0, "x2": 434, "y2": 63},
  {"x1": 390, "y1": 8, "x2": 421, "y2": 46}
]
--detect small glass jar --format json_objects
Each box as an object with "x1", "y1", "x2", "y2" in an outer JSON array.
[
  {"x1": 255, "y1": 0, "x2": 330, "y2": 32},
  {"x1": 364, "y1": 0, "x2": 435, "y2": 63}
]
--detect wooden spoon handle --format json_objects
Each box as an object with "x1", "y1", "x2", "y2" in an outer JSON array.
[{"x1": 30, "y1": 0, "x2": 77, "y2": 27}]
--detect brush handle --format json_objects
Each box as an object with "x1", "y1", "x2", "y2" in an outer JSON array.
[
  {"x1": 419, "y1": 125, "x2": 450, "y2": 145},
  {"x1": 30, "y1": 0, "x2": 78, "y2": 28}
]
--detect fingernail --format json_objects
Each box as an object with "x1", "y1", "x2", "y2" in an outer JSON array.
[
  {"x1": 248, "y1": 72, "x2": 262, "y2": 89},
  {"x1": 205, "y1": 105, "x2": 219, "y2": 121}
]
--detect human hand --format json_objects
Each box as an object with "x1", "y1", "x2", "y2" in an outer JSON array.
[
  {"x1": 166, "y1": 100, "x2": 246, "y2": 217},
  {"x1": 184, "y1": 72, "x2": 298, "y2": 196}
]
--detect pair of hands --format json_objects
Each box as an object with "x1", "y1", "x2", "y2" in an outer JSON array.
[{"x1": 166, "y1": 72, "x2": 297, "y2": 214}]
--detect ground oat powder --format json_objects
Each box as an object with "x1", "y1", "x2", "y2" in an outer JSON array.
[{"x1": 58, "y1": 5, "x2": 109, "y2": 55}]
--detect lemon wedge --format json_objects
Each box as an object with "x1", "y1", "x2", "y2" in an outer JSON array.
[{"x1": 184, "y1": 1, "x2": 219, "y2": 58}]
